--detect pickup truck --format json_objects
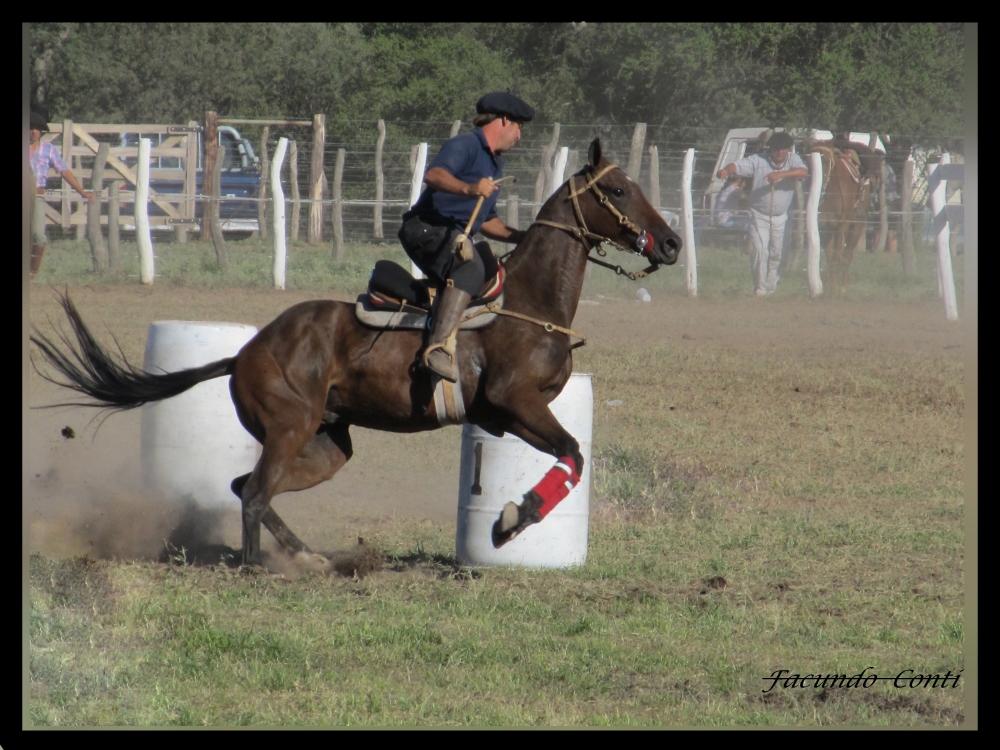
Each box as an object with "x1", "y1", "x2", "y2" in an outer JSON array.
[
  {"x1": 119, "y1": 125, "x2": 262, "y2": 231},
  {"x1": 702, "y1": 128, "x2": 887, "y2": 211}
]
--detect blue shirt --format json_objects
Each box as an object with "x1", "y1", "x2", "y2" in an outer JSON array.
[{"x1": 404, "y1": 128, "x2": 503, "y2": 235}]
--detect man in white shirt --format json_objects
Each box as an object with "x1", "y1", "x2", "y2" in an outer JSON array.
[{"x1": 717, "y1": 132, "x2": 808, "y2": 295}]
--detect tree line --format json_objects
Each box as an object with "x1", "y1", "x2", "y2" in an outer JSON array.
[{"x1": 29, "y1": 22, "x2": 965, "y2": 160}]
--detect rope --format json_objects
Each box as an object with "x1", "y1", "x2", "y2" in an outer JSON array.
[{"x1": 461, "y1": 302, "x2": 587, "y2": 349}]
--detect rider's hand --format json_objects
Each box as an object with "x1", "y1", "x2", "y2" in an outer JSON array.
[
  {"x1": 468, "y1": 178, "x2": 499, "y2": 198},
  {"x1": 82, "y1": 191, "x2": 96, "y2": 204},
  {"x1": 765, "y1": 172, "x2": 783, "y2": 185}
]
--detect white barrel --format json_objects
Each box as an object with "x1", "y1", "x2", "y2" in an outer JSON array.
[
  {"x1": 456, "y1": 372, "x2": 593, "y2": 568},
  {"x1": 140, "y1": 321, "x2": 259, "y2": 509}
]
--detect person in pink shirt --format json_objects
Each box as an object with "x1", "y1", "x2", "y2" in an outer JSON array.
[{"x1": 29, "y1": 111, "x2": 94, "y2": 279}]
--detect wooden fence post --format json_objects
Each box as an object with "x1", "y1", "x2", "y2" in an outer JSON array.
[
  {"x1": 374, "y1": 119, "x2": 386, "y2": 239},
  {"x1": 61, "y1": 119, "x2": 72, "y2": 230},
  {"x1": 210, "y1": 144, "x2": 229, "y2": 268},
  {"x1": 550, "y1": 147, "x2": 569, "y2": 197},
  {"x1": 874, "y1": 158, "x2": 887, "y2": 253},
  {"x1": 409, "y1": 143, "x2": 428, "y2": 278},
  {"x1": 108, "y1": 181, "x2": 120, "y2": 264},
  {"x1": 647, "y1": 144, "x2": 660, "y2": 209},
  {"x1": 536, "y1": 123, "x2": 560, "y2": 213},
  {"x1": 450, "y1": 119, "x2": 462, "y2": 138},
  {"x1": 790, "y1": 182, "x2": 806, "y2": 271},
  {"x1": 506, "y1": 194, "x2": 519, "y2": 230},
  {"x1": 332, "y1": 147, "x2": 346, "y2": 261},
  {"x1": 136, "y1": 138, "x2": 155, "y2": 285},
  {"x1": 806, "y1": 152, "x2": 823, "y2": 298},
  {"x1": 289, "y1": 140, "x2": 300, "y2": 241},
  {"x1": 926, "y1": 155, "x2": 959, "y2": 321},
  {"x1": 682, "y1": 148, "x2": 697, "y2": 297},
  {"x1": 74, "y1": 146, "x2": 85, "y2": 241},
  {"x1": 309, "y1": 114, "x2": 326, "y2": 244},
  {"x1": 257, "y1": 125, "x2": 270, "y2": 241},
  {"x1": 566, "y1": 150, "x2": 580, "y2": 180},
  {"x1": 182, "y1": 120, "x2": 198, "y2": 242},
  {"x1": 271, "y1": 137, "x2": 288, "y2": 290},
  {"x1": 87, "y1": 142, "x2": 110, "y2": 272},
  {"x1": 900, "y1": 157, "x2": 915, "y2": 274},
  {"x1": 627, "y1": 123, "x2": 647, "y2": 182},
  {"x1": 200, "y1": 111, "x2": 218, "y2": 242}
]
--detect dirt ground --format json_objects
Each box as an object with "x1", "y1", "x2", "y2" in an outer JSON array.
[{"x1": 26, "y1": 284, "x2": 964, "y2": 560}]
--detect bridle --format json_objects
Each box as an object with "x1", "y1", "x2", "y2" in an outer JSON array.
[{"x1": 532, "y1": 164, "x2": 663, "y2": 281}]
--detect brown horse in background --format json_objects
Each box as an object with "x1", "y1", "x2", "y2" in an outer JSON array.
[
  {"x1": 31, "y1": 138, "x2": 681, "y2": 568},
  {"x1": 808, "y1": 138, "x2": 883, "y2": 293}
]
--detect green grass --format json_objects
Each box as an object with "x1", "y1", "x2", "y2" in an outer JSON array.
[
  {"x1": 32, "y1": 236, "x2": 408, "y2": 294},
  {"x1": 28, "y1": 327, "x2": 965, "y2": 726},
  {"x1": 32, "y1": 234, "x2": 962, "y2": 305}
]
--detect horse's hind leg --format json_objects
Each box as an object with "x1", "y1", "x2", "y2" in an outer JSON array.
[
  {"x1": 842, "y1": 221, "x2": 864, "y2": 293},
  {"x1": 236, "y1": 421, "x2": 353, "y2": 566},
  {"x1": 232, "y1": 472, "x2": 310, "y2": 556}
]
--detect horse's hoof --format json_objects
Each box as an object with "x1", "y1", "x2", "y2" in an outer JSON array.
[
  {"x1": 491, "y1": 493, "x2": 545, "y2": 549},
  {"x1": 491, "y1": 502, "x2": 521, "y2": 548}
]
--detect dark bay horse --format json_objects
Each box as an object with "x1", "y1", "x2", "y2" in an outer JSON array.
[
  {"x1": 808, "y1": 138, "x2": 883, "y2": 293},
  {"x1": 31, "y1": 139, "x2": 681, "y2": 568}
]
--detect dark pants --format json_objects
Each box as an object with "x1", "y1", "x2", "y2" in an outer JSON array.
[{"x1": 398, "y1": 216, "x2": 485, "y2": 296}]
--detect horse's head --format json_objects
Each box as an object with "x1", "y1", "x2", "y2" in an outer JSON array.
[{"x1": 574, "y1": 139, "x2": 681, "y2": 266}]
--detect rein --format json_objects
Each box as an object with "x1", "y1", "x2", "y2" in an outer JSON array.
[
  {"x1": 461, "y1": 302, "x2": 587, "y2": 350},
  {"x1": 531, "y1": 164, "x2": 661, "y2": 281}
]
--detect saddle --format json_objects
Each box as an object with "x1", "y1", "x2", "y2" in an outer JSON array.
[{"x1": 355, "y1": 241, "x2": 505, "y2": 331}]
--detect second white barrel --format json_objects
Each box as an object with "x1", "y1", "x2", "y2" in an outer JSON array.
[
  {"x1": 456, "y1": 372, "x2": 593, "y2": 568},
  {"x1": 140, "y1": 321, "x2": 259, "y2": 509}
]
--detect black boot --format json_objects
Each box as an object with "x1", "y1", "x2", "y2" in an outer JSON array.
[{"x1": 422, "y1": 282, "x2": 472, "y2": 383}]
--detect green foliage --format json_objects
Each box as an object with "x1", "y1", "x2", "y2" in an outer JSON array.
[{"x1": 30, "y1": 23, "x2": 964, "y2": 148}]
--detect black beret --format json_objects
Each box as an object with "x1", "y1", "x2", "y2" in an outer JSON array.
[
  {"x1": 30, "y1": 111, "x2": 49, "y2": 131},
  {"x1": 476, "y1": 92, "x2": 534, "y2": 122},
  {"x1": 767, "y1": 131, "x2": 794, "y2": 150}
]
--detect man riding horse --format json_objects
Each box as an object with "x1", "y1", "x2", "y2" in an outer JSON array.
[{"x1": 398, "y1": 92, "x2": 533, "y2": 383}]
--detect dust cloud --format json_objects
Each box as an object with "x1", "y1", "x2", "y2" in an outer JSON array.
[{"x1": 27, "y1": 469, "x2": 237, "y2": 566}]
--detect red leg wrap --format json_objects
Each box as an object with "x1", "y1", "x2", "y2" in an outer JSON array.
[{"x1": 531, "y1": 456, "x2": 581, "y2": 519}]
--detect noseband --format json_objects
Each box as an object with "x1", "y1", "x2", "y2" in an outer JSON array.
[{"x1": 533, "y1": 164, "x2": 662, "y2": 281}]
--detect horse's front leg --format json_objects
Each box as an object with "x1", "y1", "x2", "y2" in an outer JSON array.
[{"x1": 486, "y1": 393, "x2": 584, "y2": 548}]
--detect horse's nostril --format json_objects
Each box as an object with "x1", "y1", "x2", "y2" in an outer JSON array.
[{"x1": 666, "y1": 238, "x2": 679, "y2": 251}]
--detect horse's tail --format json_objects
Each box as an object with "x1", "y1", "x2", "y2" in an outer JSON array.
[{"x1": 30, "y1": 291, "x2": 236, "y2": 412}]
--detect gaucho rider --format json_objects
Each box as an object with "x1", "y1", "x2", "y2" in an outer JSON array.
[{"x1": 398, "y1": 92, "x2": 533, "y2": 382}]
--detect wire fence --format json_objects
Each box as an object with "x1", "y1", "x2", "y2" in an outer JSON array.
[{"x1": 40, "y1": 119, "x2": 964, "y2": 246}]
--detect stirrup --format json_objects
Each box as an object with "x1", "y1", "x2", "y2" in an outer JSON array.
[{"x1": 421, "y1": 329, "x2": 458, "y2": 370}]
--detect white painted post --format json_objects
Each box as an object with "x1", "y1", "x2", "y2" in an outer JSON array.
[
  {"x1": 271, "y1": 137, "x2": 289, "y2": 290},
  {"x1": 408, "y1": 142, "x2": 429, "y2": 279},
  {"x1": 806, "y1": 152, "x2": 824, "y2": 298},
  {"x1": 681, "y1": 148, "x2": 697, "y2": 297},
  {"x1": 136, "y1": 138, "x2": 155, "y2": 286},
  {"x1": 550, "y1": 147, "x2": 569, "y2": 197},
  {"x1": 926, "y1": 154, "x2": 959, "y2": 321}
]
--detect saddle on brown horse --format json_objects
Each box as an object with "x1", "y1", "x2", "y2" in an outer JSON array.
[{"x1": 356, "y1": 242, "x2": 505, "y2": 331}]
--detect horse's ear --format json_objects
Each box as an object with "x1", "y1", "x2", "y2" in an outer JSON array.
[{"x1": 588, "y1": 138, "x2": 604, "y2": 168}]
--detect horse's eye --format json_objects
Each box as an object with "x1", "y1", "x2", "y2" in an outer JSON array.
[{"x1": 612, "y1": 188, "x2": 625, "y2": 198}]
